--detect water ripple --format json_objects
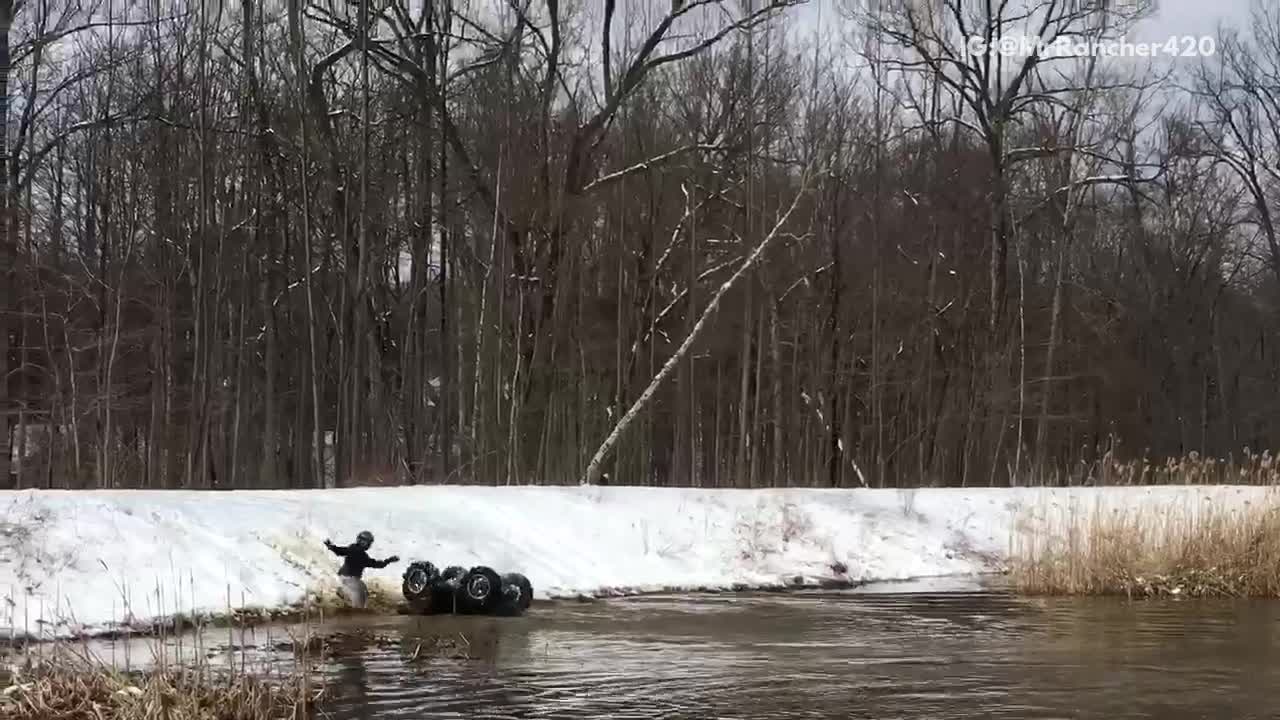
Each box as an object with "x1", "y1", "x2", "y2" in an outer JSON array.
[
  {"x1": 315, "y1": 592, "x2": 1280, "y2": 719},
  {"x1": 90, "y1": 590, "x2": 1280, "y2": 719}
]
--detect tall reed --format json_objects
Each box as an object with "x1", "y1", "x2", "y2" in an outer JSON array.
[
  {"x1": 2, "y1": 644, "x2": 325, "y2": 720},
  {"x1": 1011, "y1": 491, "x2": 1280, "y2": 597},
  {"x1": 2, "y1": 579, "x2": 330, "y2": 719}
]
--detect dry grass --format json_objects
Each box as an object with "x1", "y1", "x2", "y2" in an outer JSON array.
[
  {"x1": 1042, "y1": 448, "x2": 1280, "y2": 486},
  {"x1": 208, "y1": 582, "x2": 402, "y2": 629},
  {"x1": 1011, "y1": 491, "x2": 1280, "y2": 598},
  {"x1": 0, "y1": 585, "x2": 500, "y2": 719},
  {"x1": 2, "y1": 595, "x2": 333, "y2": 720},
  {"x1": 0, "y1": 645, "x2": 325, "y2": 720}
]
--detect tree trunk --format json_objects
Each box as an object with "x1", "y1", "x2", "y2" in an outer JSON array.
[
  {"x1": 582, "y1": 176, "x2": 811, "y2": 485},
  {"x1": 0, "y1": 1, "x2": 14, "y2": 488}
]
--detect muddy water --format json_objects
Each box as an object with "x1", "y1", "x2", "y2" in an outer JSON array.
[{"x1": 76, "y1": 589, "x2": 1280, "y2": 718}]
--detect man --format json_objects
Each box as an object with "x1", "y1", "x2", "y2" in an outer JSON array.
[{"x1": 323, "y1": 530, "x2": 399, "y2": 609}]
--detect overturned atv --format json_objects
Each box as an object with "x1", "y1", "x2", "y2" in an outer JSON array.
[{"x1": 401, "y1": 561, "x2": 534, "y2": 616}]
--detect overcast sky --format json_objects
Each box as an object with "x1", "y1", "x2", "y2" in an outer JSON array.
[
  {"x1": 1131, "y1": 0, "x2": 1254, "y2": 42},
  {"x1": 788, "y1": 0, "x2": 1258, "y2": 42}
]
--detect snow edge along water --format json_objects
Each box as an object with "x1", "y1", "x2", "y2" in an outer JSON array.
[{"x1": 0, "y1": 484, "x2": 1274, "y2": 640}]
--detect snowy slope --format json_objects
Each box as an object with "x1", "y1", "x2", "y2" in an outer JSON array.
[{"x1": 0, "y1": 484, "x2": 1271, "y2": 639}]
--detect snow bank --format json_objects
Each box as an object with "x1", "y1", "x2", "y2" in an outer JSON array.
[{"x1": 0, "y1": 484, "x2": 1272, "y2": 639}]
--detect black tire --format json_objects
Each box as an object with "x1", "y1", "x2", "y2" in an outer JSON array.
[
  {"x1": 440, "y1": 565, "x2": 467, "y2": 584},
  {"x1": 459, "y1": 566, "x2": 504, "y2": 613},
  {"x1": 411, "y1": 565, "x2": 461, "y2": 614},
  {"x1": 502, "y1": 572, "x2": 534, "y2": 612},
  {"x1": 401, "y1": 561, "x2": 439, "y2": 604}
]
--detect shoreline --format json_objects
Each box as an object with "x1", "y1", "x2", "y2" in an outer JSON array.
[
  {"x1": 3, "y1": 573, "x2": 996, "y2": 648},
  {"x1": 3, "y1": 484, "x2": 1273, "y2": 642}
]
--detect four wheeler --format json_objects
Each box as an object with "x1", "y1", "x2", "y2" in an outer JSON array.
[{"x1": 401, "y1": 560, "x2": 534, "y2": 616}]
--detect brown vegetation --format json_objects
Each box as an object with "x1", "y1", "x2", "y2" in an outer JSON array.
[
  {"x1": 209, "y1": 581, "x2": 403, "y2": 629},
  {"x1": 1, "y1": 644, "x2": 324, "y2": 720},
  {"x1": 0, "y1": 615, "x2": 505, "y2": 718},
  {"x1": 1010, "y1": 490, "x2": 1280, "y2": 598},
  {"x1": 1046, "y1": 450, "x2": 1280, "y2": 487}
]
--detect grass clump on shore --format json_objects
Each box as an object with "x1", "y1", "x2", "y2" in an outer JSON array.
[
  {"x1": 1, "y1": 648, "x2": 325, "y2": 719},
  {"x1": 205, "y1": 581, "x2": 402, "y2": 630},
  {"x1": 2, "y1": 597, "x2": 332, "y2": 719},
  {"x1": 5, "y1": 580, "x2": 407, "y2": 647},
  {"x1": 1010, "y1": 492, "x2": 1280, "y2": 598}
]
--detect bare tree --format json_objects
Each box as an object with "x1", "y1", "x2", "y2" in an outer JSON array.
[
  {"x1": 3, "y1": 0, "x2": 1279, "y2": 493},
  {"x1": 583, "y1": 168, "x2": 814, "y2": 486},
  {"x1": 1192, "y1": 4, "x2": 1280, "y2": 286},
  {"x1": 867, "y1": 0, "x2": 1150, "y2": 329}
]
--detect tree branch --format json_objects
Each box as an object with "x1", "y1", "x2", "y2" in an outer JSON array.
[
  {"x1": 581, "y1": 166, "x2": 814, "y2": 485},
  {"x1": 581, "y1": 143, "x2": 726, "y2": 193}
]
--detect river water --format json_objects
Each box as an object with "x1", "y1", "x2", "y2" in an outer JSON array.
[{"x1": 73, "y1": 587, "x2": 1280, "y2": 718}]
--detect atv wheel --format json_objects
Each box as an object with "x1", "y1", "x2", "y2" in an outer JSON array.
[
  {"x1": 401, "y1": 561, "x2": 439, "y2": 604},
  {"x1": 502, "y1": 572, "x2": 534, "y2": 612},
  {"x1": 440, "y1": 565, "x2": 467, "y2": 584},
  {"x1": 460, "y1": 566, "x2": 504, "y2": 613}
]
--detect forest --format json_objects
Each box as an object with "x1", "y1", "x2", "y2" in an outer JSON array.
[{"x1": 1, "y1": 0, "x2": 1279, "y2": 490}]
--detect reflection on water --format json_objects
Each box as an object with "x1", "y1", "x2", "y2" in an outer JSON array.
[
  {"x1": 307, "y1": 591, "x2": 1280, "y2": 719},
  {"x1": 71, "y1": 589, "x2": 1280, "y2": 719}
]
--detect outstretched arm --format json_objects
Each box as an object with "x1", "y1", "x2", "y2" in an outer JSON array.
[
  {"x1": 370, "y1": 555, "x2": 400, "y2": 568},
  {"x1": 324, "y1": 539, "x2": 349, "y2": 556}
]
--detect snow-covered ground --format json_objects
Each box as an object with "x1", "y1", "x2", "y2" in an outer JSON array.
[{"x1": 0, "y1": 484, "x2": 1273, "y2": 640}]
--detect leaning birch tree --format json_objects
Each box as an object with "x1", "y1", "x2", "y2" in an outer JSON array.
[{"x1": 581, "y1": 167, "x2": 815, "y2": 485}]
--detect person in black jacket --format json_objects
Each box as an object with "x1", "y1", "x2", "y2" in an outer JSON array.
[{"x1": 324, "y1": 530, "x2": 399, "y2": 609}]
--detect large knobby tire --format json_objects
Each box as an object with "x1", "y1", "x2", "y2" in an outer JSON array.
[
  {"x1": 492, "y1": 572, "x2": 533, "y2": 616},
  {"x1": 402, "y1": 561, "x2": 439, "y2": 602},
  {"x1": 502, "y1": 572, "x2": 534, "y2": 612},
  {"x1": 440, "y1": 565, "x2": 467, "y2": 584},
  {"x1": 460, "y1": 566, "x2": 504, "y2": 614},
  {"x1": 402, "y1": 561, "x2": 439, "y2": 613}
]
